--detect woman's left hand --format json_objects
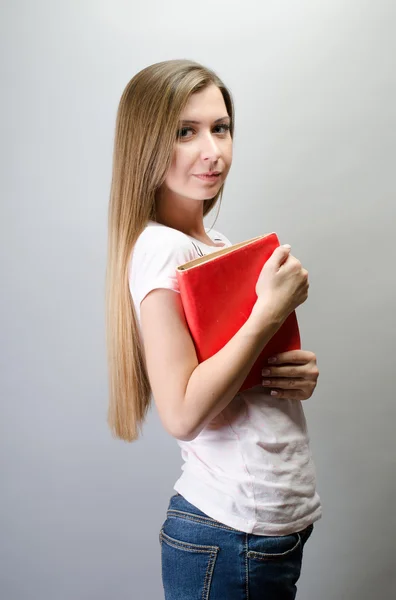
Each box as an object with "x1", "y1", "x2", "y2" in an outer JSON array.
[{"x1": 261, "y1": 350, "x2": 319, "y2": 400}]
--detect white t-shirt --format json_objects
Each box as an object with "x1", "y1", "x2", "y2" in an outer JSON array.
[{"x1": 129, "y1": 220, "x2": 322, "y2": 535}]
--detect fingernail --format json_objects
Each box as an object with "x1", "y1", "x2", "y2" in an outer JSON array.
[
  {"x1": 270, "y1": 390, "x2": 278, "y2": 396},
  {"x1": 262, "y1": 369, "x2": 270, "y2": 376},
  {"x1": 262, "y1": 380, "x2": 271, "y2": 386},
  {"x1": 268, "y1": 357, "x2": 277, "y2": 364}
]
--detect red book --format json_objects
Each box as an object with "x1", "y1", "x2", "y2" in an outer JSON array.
[{"x1": 176, "y1": 232, "x2": 301, "y2": 393}]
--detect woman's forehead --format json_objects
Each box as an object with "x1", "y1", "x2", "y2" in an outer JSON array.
[{"x1": 180, "y1": 85, "x2": 228, "y2": 121}]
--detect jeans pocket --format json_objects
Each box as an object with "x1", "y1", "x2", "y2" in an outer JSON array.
[
  {"x1": 247, "y1": 532, "x2": 301, "y2": 561},
  {"x1": 160, "y1": 525, "x2": 219, "y2": 600},
  {"x1": 247, "y1": 533, "x2": 304, "y2": 598}
]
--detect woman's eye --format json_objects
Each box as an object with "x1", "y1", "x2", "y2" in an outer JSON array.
[
  {"x1": 214, "y1": 124, "x2": 230, "y2": 134},
  {"x1": 177, "y1": 127, "x2": 193, "y2": 139},
  {"x1": 177, "y1": 123, "x2": 230, "y2": 140}
]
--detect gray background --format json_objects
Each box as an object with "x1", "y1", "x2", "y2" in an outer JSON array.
[{"x1": 1, "y1": 1, "x2": 395, "y2": 598}]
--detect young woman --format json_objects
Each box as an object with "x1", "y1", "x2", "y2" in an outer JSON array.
[{"x1": 106, "y1": 59, "x2": 322, "y2": 600}]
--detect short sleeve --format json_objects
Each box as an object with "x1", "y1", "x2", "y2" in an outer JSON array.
[{"x1": 128, "y1": 226, "x2": 197, "y2": 318}]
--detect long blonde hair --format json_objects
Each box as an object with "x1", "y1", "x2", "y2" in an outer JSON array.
[{"x1": 105, "y1": 59, "x2": 235, "y2": 442}]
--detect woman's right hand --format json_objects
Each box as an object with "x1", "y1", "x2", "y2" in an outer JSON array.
[{"x1": 252, "y1": 245, "x2": 309, "y2": 328}]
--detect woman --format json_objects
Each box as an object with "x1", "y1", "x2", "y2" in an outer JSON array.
[{"x1": 105, "y1": 59, "x2": 322, "y2": 600}]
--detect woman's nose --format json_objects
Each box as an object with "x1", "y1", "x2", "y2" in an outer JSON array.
[{"x1": 200, "y1": 133, "x2": 221, "y2": 161}]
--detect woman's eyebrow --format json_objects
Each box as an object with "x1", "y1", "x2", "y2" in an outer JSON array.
[{"x1": 179, "y1": 116, "x2": 231, "y2": 125}]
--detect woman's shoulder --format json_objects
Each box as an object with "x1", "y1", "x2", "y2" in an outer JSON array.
[
  {"x1": 135, "y1": 220, "x2": 193, "y2": 251},
  {"x1": 131, "y1": 221, "x2": 196, "y2": 272}
]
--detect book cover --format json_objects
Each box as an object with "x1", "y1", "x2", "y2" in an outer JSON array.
[{"x1": 176, "y1": 232, "x2": 301, "y2": 392}]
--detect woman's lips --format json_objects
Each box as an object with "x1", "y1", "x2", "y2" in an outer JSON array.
[{"x1": 193, "y1": 173, "x2": 221, "y2": 182}]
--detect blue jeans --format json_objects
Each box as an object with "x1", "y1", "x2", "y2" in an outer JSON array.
[{"x1": 159, "y1": 493, "x2": 314, "y2": 600}]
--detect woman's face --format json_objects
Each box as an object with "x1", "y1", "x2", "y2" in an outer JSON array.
[{"x1": 161, "y1": 84, "x2": 233, "y2": 202}]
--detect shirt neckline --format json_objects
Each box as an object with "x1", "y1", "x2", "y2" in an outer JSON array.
[
  {"x1": 148, "y1": 220, "x2": 225, "y2": 248},
  {"x1": 185, "y1": 232, "x2": 225, "y2": 248}
]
